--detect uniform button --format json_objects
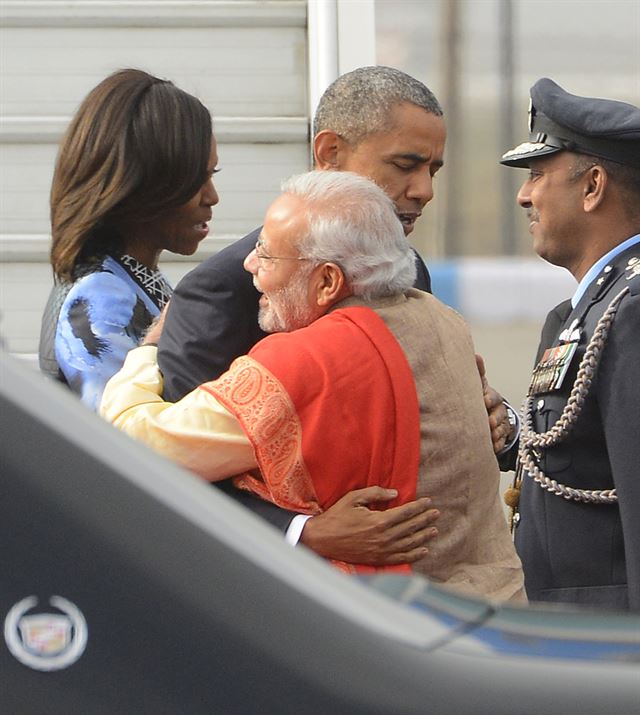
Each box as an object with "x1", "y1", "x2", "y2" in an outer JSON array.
[
  {"x1": 513, "y1": 512, "x2": 521, "y2": 527},
  {"x1": 537, "y1": 399, "x2": 545, "y2": 410}
]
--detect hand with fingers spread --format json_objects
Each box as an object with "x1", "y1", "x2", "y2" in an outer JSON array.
[{"x1": 299, "y1": 486, "x2": 439, "y2": 566}]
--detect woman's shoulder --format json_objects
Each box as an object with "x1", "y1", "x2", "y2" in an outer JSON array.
[
  {"x1": 71, "y1": 254, "x2": 127, "y2": 282},
  {"x1": 65, "y1": 256, "x2": 135, "y2": 300},
  {"x1": 61, "y1": 256, "x2": 139, "y2": 326}
]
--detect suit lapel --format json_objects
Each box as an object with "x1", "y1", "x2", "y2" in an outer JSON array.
[{"x1": 536, "y1": 300, "x2": 572, "y2": 363}]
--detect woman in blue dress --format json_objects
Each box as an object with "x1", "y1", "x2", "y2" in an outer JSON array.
[{"x1": 39, "y1": 69, "x2": 219, "y2": 410}]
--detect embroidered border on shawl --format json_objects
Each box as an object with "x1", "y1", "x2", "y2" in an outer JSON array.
[{"x1": 200, "y1": 356, "x2": 320, "y2": 515}]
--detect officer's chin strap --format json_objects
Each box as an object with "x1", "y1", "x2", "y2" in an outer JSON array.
[{"x1": 505, "y1": 285, "x2": 630, "y2": 529}]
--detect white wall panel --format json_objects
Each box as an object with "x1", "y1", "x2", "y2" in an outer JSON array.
[
  {"x1": 0, "y1": 1, "x2": 306, "y2": 28},
  {"x1": 2, "y1": 26, "x2": 307, "y2": 117},
  {"x1": 0, "y1": 143, "x2": 58, "y2": 235},
  {"x1": 0, "y1": 263, "x2": 53, "y2": 353}
]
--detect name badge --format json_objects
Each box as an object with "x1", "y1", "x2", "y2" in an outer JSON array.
[{"x1": 529, "y1": 342, "x2": 579, "y2": 395}]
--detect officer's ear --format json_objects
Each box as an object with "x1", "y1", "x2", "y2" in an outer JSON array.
[
  {"x1": 313, "y1": 130, "x2": 351, "y2": 170},
  {"x1": 583, "y1": 165, "x2": 608, "y2": 213}
]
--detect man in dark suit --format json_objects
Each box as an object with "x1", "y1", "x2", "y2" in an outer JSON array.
[
  {"x1": 501, "y1": 78, "x2": 640, "y2": 611},
  {"x1": 158, "y1": 67, "x2": 512, "y2": 567}
]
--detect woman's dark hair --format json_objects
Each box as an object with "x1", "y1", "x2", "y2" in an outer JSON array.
[{"x1": 50, "y1": 68, "x2": 212, "y2": 280}]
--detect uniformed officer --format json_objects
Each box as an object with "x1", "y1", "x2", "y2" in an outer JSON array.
[{"x1": 501, "y1": 78, "x2": 640, "y2": 611}]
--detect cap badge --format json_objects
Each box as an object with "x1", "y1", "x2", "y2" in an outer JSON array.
[
  {"x1": 501, "y1": 141, "x2": 547, "y2": 161},
  {"x1": 4, "y1": 595, "x2": 88, "y2": 671},
  {"x1": 626, "y1": 257, "x2": 640, "y2": 280}
]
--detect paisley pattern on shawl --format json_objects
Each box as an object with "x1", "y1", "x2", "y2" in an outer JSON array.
[
  {"x1": 202, "y1": 357, "x2": 320, "y2": 514},
  {"x1": 201, "y1": 305, "x2": 421, "y2": 576}
]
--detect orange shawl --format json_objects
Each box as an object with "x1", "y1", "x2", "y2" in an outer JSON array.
[{"x1": 201, "y1": 306, "x2": 420, "y2": 574}]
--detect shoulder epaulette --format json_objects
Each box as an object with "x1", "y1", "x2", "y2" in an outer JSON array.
[{"x1": 623, "y1": 256, "x2": 640, "y2": 295}]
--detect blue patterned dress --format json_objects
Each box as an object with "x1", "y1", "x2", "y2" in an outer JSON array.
[{"x1": 39, "y1": 254, "x2": 172, "y2": 411}]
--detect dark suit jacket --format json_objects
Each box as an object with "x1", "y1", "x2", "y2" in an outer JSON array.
[
  {"x1": 158, "y1": 228, "x2": 432, "y2": 530},
  {"x1": 515, "y1": 244, "x2": 640, "y2": 611}
]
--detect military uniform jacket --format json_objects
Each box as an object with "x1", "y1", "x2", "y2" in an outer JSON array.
[{"x1": 515, "y1": 243, "x2": 640, "y2": 611}]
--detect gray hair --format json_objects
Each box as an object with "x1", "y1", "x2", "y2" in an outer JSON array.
[
  {"x1": 313, "y1": 65, "x2": 442, "y2": 146},
  {"x1": 281, "y1": 170, "x2": 417, "y2": 300}
]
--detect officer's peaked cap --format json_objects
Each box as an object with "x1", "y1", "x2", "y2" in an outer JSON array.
[{"x1": 501, "y1": 78, "x2": 640, "y2": 169}]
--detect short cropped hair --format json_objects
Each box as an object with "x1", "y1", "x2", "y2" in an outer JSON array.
[
  {"x1": 313, "y1": 65, "x2": 442, "y2": 146},
  {"x1": 50, "y1": 69, "x2": 212, "y2": 281},
  {"x1": 281, "y1": 170, "x2": 417, "y2": 300}
]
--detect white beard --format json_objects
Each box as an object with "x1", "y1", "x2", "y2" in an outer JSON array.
[{"x1": 256, "y1": 268, "x2": 318, "y2": 333}]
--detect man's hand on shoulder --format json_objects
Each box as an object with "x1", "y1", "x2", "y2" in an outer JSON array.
[{"x1": 299, "y1": 487, "x2": 439, "y2": 566}]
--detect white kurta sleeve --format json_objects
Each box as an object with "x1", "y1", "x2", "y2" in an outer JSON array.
[{"x1": 100, "y1": 345, "x2": 257, "y2": 481}]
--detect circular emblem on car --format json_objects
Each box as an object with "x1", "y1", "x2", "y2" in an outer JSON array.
[{"x1": 4, "y1": 595, "x2": 88, "y2": 671}]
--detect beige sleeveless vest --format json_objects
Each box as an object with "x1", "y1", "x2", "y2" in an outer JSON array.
[{"x1": 341, "y1": 290, "x2": 525, "y2": 603}]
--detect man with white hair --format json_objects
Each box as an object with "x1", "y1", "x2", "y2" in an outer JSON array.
[
  {"x1": 102, "y1": 171, "x2": 524, "y2": 600},
  {"x1": 157, "y1": 66, "x2": 516, "y2": 568}
]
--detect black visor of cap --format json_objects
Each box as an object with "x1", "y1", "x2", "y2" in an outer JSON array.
[{"x1": 501, "y1": 78, "x2": 640, "y2": 169}]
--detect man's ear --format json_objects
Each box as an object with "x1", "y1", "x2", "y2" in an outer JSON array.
[
  {"x1": 583, "y1": 165, "x2": 608, "y2": 213},
  {"x1": 315, "y1": 262, "x2": 349, "y2": 306},
  {"x1": 314, "y1": 130, "x2": 348, "y2": 169}
]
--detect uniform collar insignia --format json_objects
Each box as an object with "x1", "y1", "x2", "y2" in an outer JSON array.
[{"x1": 625, "y1": 257, "x2": 640, "y2": 280}]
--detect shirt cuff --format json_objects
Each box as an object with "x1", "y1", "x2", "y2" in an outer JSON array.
[
  {"x1": 499, "y1": 400, "x2": 520, "y2": 455},
  {"x1": 285, "y1": 514, "x2": 313, "y2": 546}
]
